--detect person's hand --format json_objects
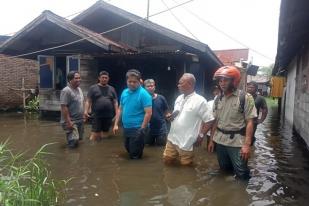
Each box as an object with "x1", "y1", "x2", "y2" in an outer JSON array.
[
  {"x1": 83, "y1": 112, "x2": 90, "y2": 122},
  {"x1": 194, "y1": 136, "x2": 203, "y2": 147},
  {"x1": 166, "y1": 111, "x2": 179, "y2": 122},
  {"x1": 113, "y1": 124, "x2": 119, "y2": 135},
  {"x1": 138, "y1": 127, "x2": 148, "y2": 137},
  {"x1": 208, "y1": 140, "x2": 215, "y2": 153},
  {"x1": 240, "y1": 144, "x2": 251, "y2": 161},
  {"x1": 66, "y1": 120, "x2": 73, "y2": 129}
]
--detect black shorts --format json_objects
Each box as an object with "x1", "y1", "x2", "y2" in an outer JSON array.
[{"x1": 92, "y1": 117, "x2": 113, "y2": 132}]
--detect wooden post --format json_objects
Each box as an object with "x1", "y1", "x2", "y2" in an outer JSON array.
[{"x1": 9, "y1": 78, "x2": 33, "y2": 111}]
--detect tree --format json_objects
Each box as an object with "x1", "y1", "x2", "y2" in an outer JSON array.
[{"x1": 257, "y1": 63, "x2": 274, "y2": 76}]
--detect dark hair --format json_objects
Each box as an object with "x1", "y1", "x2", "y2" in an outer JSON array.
[
  {"x1": 126, "y1": 69, "x2": 141, "y2": 80},
  {"x1": 212, "y1": 85, "x2": 220, "y2": 92},
  {"x1": 247, "y1": 81, "x2": 258, "y2": 89},
  {"x1": 99, "y1": 70, "x2": 109, "y2": 77},
  {"x1": 67, "y1": 71, "x2": 79, "y2": 82}
]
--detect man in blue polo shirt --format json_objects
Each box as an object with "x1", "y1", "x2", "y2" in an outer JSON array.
[{"x1": 113, "y1": 69, "x2": 152, "y2": 159}]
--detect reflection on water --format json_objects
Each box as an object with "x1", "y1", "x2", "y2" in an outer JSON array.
[{"x1": 0, "y1": 108, "x2": 309, "y2": 206}]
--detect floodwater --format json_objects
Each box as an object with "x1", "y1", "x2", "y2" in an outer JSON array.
[{"x1": 1, "y1": 107, "x2": 309, "y2": 206}]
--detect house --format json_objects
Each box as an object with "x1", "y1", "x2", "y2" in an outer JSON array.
[
  {"x1": 0, "y1": 1, "x2": 222, "y2": 113},
  {"x1": 0, "y1": 35, "x2": 37, "y2": 110},
  {"x1": 214, "y1": 48, "x2": 253, "y2": 90},
  {"x1": 273, "y1": 0, "x2": 309, "y2": 146},
  {"x1": 214, "y1": 48, "x2": 249, "y2": 66}
]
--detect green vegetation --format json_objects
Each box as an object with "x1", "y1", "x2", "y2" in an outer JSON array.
[
  {"x1": 258, "y1": 63, "x2": 274, "y2": 76},
  {"x1": 0, "y1": 141, "x2": 68, "y2": 206},
  {"x1": 25, "y1": 96, "x2": 39, "y2": 113},
  {"x1": 265, "y1": 97, "x2": 278, "y2": 108}
]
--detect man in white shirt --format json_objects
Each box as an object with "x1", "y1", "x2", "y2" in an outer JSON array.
[{"x1": 163, "y1": 73, "x2": 214, "y2": 166}]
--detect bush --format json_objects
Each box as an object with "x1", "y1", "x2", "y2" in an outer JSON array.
[
  {"x1": 25, "y1": 96, "x2": 39, "y2": 113},
  {"x1": 0, "y1": 141, "x2": 69, "y2": 206}
]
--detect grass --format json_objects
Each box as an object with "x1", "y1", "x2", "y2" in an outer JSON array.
[{"x1": 0, "y1": 140, "x2": 69, "y2": 206}]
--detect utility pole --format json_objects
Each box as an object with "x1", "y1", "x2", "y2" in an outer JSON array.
[{"x1": 147, "y1": 0, "x2": 150, "y2": 20}]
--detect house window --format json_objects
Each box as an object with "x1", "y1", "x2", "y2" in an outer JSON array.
[
  {"x1": 67, "y1": 55, "x2": 80, "y2": 72},
  {"x1": 39, "y1": 55, "x2": 54, "y2": 89}
]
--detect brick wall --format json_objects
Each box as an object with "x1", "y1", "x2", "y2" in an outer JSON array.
[{"x1": 0, "y1": 54, "x2": 38, "y2": 109}]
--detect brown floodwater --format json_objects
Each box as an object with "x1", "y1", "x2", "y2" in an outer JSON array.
[{"x1": 0, "y1": 107, "x2": 309, "y2": 206}]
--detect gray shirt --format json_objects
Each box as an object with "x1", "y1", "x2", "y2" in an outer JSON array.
[{"x1": 60, "y1": 86, "x2": 84, "y2": 123}]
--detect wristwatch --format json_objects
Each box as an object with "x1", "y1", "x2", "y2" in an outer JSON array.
[{"x1": 198, "y1": 133, "x2": 204, "y2": 138}]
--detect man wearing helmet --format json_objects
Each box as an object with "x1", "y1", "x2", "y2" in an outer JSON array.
[{"x1": 208, "y1": 66, "x2": 257, "y2": 180}]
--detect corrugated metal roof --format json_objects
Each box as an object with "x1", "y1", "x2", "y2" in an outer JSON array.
[
  {"x1": 0, "y1": 10, "x2": 132, "y2": 56},
  {"x1": 214, "y1": 48, "x2": 249, "y2": 65},
  {"x1": 72, "y1": 0, "x2": 222, "y2": 67}
]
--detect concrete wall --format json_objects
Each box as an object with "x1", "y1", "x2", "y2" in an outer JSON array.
[
  {"x1": 0, "y1": 54, "x2": 37, "y2": 110},
  {"x1": 284, "y1": 58, "x2": 297, "y2": 125},
  {"x1": 287, "y1": 45, "x2": 309, "y2": 146}
]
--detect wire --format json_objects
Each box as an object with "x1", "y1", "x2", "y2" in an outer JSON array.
[
  {"x1": 6, "y1": 0, "x2": 194, "y2": 59},
  {"x1": 0, "y1": 0, "x2": 108, "y2": 37},
  {"x1": 171, "y1": 0, "x2": 274, "y2": 62},
  {"x1": 160, "y1": 0, "x2": 199, "y2": 41}
]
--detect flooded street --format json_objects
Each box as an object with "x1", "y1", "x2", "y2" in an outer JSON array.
[{"x1": 1, "y1": 107, "x2": 309, "y2": 206}]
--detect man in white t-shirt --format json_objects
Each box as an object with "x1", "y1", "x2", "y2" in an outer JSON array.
[{"x1": 163, "y1": 73, "x2": 214, "y2": 166}]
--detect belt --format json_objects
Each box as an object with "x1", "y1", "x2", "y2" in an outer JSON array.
[{"x1": 217, "y1": 127, "x2": 246, "y2": 139}]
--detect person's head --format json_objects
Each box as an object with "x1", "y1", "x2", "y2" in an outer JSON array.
[
  {"x1": 247, "y1": 81, "x2": 258, "y2": 95},
  {"x1": 98, "y1": 70, "x2": 109, "y2": 86},
  {"x1": 178, "y1": 73, "x2": 196, "y2": 95},
  {"x1": 67, "y1": 71, "x2": 81, "y2": 88},
  {"x1": 212, "y1": 85, "x2": 221, "y2": 97},
  {"x1": 213, "y1": 66, "x2": 241, "y2": 94},
  {"x1": 144, "y1": 79, "x2": 156, "y2": 95},
  {"x1": 126, "y1": 69, "x2": 141, "y2": 91}
]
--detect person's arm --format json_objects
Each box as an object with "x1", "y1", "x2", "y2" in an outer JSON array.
[
  {"x1": 195, "y1": 120, "x2": 214, "y2": 146},
  {"x1": 258, "y1": 99, "x2": 268, "y2": 124},
  {"x1": 240, "y1": 118, "x2": 254, "y2": 161},
  {"x1": 83, "y1": 97, "x2": 92, "y2": 121},
  {"x1": 113, "y1": 99, "x2": 119, "y2": 119},
  {"x1": 141, "y1": 107, "x2": 152, "y2": 129},
  {"x1": 61, "y1": 104, "x2": 73, "y2": 129},
  {"x1": 207, "y1": 120, "x2": 218, "y2": 152},
  {"x1": 113, "y1": 106, "x2": 122, "y2": 134}
]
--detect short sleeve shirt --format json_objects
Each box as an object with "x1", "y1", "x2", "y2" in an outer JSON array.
[
  {"x1": 60, "y1": 86, "x2": 84, "y2": 123},
  {"x1": 120, "y1": 86, "x2": 152, "y2": 129},
  {"x1": 149, "y1": 94, "x2": 169, "y2": 135},
  {"x1": 254, "y1": 94, "x2": 267, "y2": 118},
  {"x1": 87, "y1": 84, "x2": 117, "y2": 118},
  {"x1": 168, "y1": 92, "x2": 214, "y2": 151},
  {"x1": 213, "y1": 90, "x2": 257, "y2": 147}
]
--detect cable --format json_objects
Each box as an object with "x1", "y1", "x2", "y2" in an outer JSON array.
[
  {"x1": 0, "y1": 0, "x2": 109, "y2": 37},
  {"x1": 171, "y1": 0, "x2": 274, "y2": 62},
  {"x1": 160, "y1": 0, "x2": 199, "y2": 41},
  {"x1": 6, "y1": 0, "x2": 194, "y2": 59}
]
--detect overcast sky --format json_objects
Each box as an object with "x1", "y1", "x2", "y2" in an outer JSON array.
[{"x1": 0, "y1": 0, "x2": 281, "y2": 66}]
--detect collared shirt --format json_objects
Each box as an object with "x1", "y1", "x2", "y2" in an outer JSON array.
[
  {"x1": 213, "y1": 90, "x2": 257, "y2": 147},
  {"x1": 168, "y1": 92, "x2": 214, "y2": 151},
  {"x1": 120, "y1": 86, "x2": 152, "y2": 129},
  {"x1": 60, "y1": 86, "x2": 84, "y2": 123}
]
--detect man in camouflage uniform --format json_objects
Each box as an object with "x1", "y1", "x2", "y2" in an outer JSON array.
[{"x1": 208, "y1": 66, "x2": 257, "y2": 180}]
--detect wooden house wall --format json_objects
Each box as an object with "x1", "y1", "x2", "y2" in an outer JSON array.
[
  {"x1": 39, "y1": 55, "x2": 98, "y2": 112},
  {"x1": 77, "y1": 16, "x2": 180, "y2": 50}
]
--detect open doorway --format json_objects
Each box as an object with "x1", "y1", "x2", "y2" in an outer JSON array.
[{"x1": 55, "y1": 56, "x2": 66, "y2": 90}]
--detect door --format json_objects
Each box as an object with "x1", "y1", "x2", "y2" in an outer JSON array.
[{"x1": 38, "y1": 55, "x2": 54, "y2": 89}]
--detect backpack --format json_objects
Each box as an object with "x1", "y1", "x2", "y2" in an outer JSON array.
[{"x1": 214, "y1": 90, "x2": 246, "y2": 113}]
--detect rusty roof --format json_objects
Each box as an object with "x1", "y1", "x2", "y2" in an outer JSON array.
[
  {"x1": 0, "y1": 10, "x2": 133, "y2": 58},
  {"x1": 214, "y1": 48, "x2": 249, "y2": 65}
]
